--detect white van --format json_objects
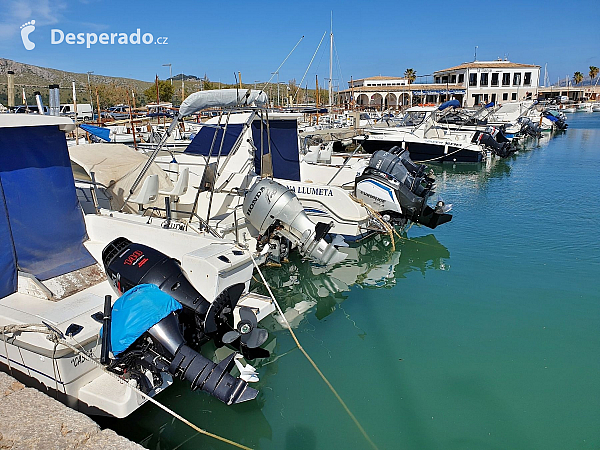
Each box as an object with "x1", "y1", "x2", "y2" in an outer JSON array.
[{"x1": 60, "y1": 103, "x2": 93, "y2": 121}]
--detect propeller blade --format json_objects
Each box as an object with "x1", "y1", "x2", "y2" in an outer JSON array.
[
  {"x1": 242, "y1": 328, "x2": 269, "y2": 349},
  {"x1": 241, "y1": 346, "x2": 270, "y2": 361},
  {"x1": 226, "y1": 283, "x2": 245, "y2": 309},
  {"x1": 222, "y1": 330, "x2": 241, "y2": 344},
  {"x1": 238, "y1": 306, "x2": 258, "y2": 327}
]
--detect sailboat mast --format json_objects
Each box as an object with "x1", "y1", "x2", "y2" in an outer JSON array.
[{"x1": 328, "y1": 11, "x2": 333, "y2": 107}]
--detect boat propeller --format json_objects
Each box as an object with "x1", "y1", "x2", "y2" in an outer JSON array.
[{"x1": 222, "y1": 306, "x2": 269, "y2": 359}]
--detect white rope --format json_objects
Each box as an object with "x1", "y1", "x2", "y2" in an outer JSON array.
[{"x1": 0, "y1": 323, "x2": 252, "y2": 450}]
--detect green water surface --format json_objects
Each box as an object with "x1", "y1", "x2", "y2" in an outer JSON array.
[{"x1": 106, "y1": 113, "x2": 600, "y2": 450}]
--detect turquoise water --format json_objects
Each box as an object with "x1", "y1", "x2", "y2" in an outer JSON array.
[{"x1": 106, "y1": 113, "x2": 600, "y2": 449}]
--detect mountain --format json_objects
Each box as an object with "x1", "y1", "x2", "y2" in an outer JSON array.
[
  {"x1": 168, "y1": 73, "x2": 201, "y2": 81},
  {"x1": 0, "y1": 58, "x2": 152, "y2": 105}
]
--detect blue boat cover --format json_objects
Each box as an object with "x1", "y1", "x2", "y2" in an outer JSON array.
[
  {"x1": 0, "y1": 125, "x2": 96, "y2": 281},
  {"x1": 485, "y1": 102, "x2": 495, "y2": 108},
  {"x1": 107, "y1": 284, "x2": 182, "y2": 355},
  {"x1": 185, "y1": 123, "x2": 243, "y2": 156},
  {"x1": 0, "y1": 181, "x2": 17, "y2": 298},
  {"x1": 80, "y1": 123, "x2": 111, "y2": 142},
  {"x1": 438, "y1": 99, "x2": 461, "y2": 110},
  {"x1": 252, "y1": 119, "x2": 300, "y2": 181},
  {"x1": 544, "y1": 112, "x2": 559, "y2": 122}
]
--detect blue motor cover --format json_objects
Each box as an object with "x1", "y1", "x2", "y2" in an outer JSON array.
[{"x1": 105, "y1": 284, "x2": 182, "y2": 355}]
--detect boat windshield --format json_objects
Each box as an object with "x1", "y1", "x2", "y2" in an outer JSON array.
[{"x1": 400, "y1": 111, "x2": 427, "y2": 126}]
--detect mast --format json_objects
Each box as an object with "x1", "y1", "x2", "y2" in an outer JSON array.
[{"x1": 328, "y1": 11, "x2": 333, "y2": 106}]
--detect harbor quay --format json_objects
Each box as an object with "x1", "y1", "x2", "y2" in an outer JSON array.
[{"x1": 0, "y1": 371, "x2": 141, "y2": 449}]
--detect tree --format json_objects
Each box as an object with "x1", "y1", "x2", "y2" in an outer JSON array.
[
  {"x1": 404, "y1": 68, "x2": 417, "y2": 84},
  {"x1": 573, "y1": 71, "x2": 584, "y2": 86},
  {"x1": 589, "y1": 66, "x2": 599, "y2": 85},
  {"x1": 95, "y1": 83, "x2": 128, "y2": 109},
  {"x1": 143, "y1": 80, "x2": 174, "y2": 103}
]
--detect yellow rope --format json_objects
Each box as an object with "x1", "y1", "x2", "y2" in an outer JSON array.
[{"x1": 247, "y1": 251, "x2": 380, "y2": 450}]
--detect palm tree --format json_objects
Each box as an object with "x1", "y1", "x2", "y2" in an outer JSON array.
[
  {"x1": 589, "y1": 66, "x2": 599, "y2": 85},
  {"x1": 404, "y1": 68, "x2": 417, "y2": 84},
  {"x1": 573, "y1": 71, "x2": 584, "y2": 86}
]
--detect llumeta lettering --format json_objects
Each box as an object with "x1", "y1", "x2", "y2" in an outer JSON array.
[{"x1": 287, "y1": 185, "x2": 334, "y2": 197}]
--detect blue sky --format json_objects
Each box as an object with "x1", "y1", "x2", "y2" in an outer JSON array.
[{"x1": 1, "y1": 0, "x2": 599, "y2": 88}]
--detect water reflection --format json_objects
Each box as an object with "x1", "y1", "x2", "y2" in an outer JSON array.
[{"x1": 254, "y1": 233, "x2": 450, "y2": 325}]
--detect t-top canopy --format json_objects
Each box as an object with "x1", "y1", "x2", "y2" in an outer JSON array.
[{"x1": 178, "y1": 89, "x2": 268, "y2": 118}]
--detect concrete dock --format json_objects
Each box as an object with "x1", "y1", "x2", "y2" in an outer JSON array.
[{"x1": 0, "y1": 372, "x2": 142, "y2": 449}]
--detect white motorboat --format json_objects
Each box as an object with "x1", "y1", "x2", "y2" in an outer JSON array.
[
  {"x1": 356, "y1": 101, "x2": 517, "y2": 162},
  {"x1": 0, "y1": 114, "x2": 276, "y2": 418}
]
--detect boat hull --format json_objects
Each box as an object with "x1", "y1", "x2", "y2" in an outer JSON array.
[{"x1": 360, "y1": 139, "x2": 483, "y2": 163}]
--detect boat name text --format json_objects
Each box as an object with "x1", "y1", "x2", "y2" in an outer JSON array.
[{"x1": 287, "y1": 186, "x2": 334, "y2": 197}]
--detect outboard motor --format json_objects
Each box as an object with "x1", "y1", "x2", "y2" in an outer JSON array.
[
  {"x1": 542, "y1": 110, "x2": 568, "y2": 131},
  {"x1": 243, "y1": 179, "x2": 346, "y2": 265},
  {"x1": 517, "y1": 117, "x2": 542, "y2": 138},
  {"x1": 354, "y1": 148, "x2": 452, "y2": 229},
  {"x1": 101, "y1": 237, "x2": 268, "y2": 404},
  {"x1": 474, "y1": 130, "x2": 517, "y2": 157}
]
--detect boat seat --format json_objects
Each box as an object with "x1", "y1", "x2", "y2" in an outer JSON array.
[
  {"x1": 129, "y1": 174, "x2": 159, "y2": 209},
  {"x1": 159, "y1": 167, "x2": 189, "y2": 197}
]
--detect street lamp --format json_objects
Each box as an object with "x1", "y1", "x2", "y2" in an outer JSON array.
[
  {"x1": 163, "y1": 63, "x2": 172, "y2": 85},
  {"x1": 86, "y1": 71, "x2": 94, "y2": 117},
  {"x1": 271, "y1": 71, "x2": 280, "y2": 107}
]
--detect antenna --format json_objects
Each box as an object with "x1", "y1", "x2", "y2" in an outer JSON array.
[{"x1": 474, "y1": 46, "x2": 478, "y2": 61}]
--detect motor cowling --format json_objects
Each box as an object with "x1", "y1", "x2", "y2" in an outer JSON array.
[
  {"x1": 355, "y1": 148, "x2": 452, "y2": 229},
  {"x1": 100, "y1": 238, "x2": 267, "y2": 404},
  {"x1": 476, "y1": 131, "x2": 517, "y2": 157},
  {"x1": 243, "y1": 179, "x2": 346, "y2": 265}
]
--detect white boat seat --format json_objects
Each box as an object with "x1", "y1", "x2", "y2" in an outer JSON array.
[
  {"x1": 129, "y1": 174, "x2": 159, "y2": 207},
  {"x1": 159, "y1": 167, "x2": 189, "y2": 197}
]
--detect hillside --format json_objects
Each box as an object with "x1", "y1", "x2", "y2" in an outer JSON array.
[
  {"x1": 0, "y1": 58, "x2": 326, "y2": 108},
  {"x1": 0, "y1": 58, "x2": 153, "y2": 105}
]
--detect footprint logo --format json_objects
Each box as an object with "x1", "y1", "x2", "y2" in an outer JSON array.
[{"x1": 20, "y1": 20, "x2": 36, "y2": 50}]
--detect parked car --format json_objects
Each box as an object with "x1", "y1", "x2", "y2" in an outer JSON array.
[
  {"x1": 101, "y1": 105, "x2": 129, "y2": 120},
  {"x1": 13, "y1": 105, "x2": 49, "y2": 114},
  {"x1": 60, "y1": 103, "x2": 93, "y2": 121}
]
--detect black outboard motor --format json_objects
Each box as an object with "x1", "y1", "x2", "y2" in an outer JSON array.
[
  {"x1": 101, "y1": 237, "x2": 268, "y2": 404},
  {"x1": 517, "y1": 117, "x2": 542, "y2": 138},
  {"x1": 355, "y1": 148, "x2": 452, "y2": 229},
  {"x1": 543, "y1": 110, "x2": 568, "y2": 131},
  {"x1": 474, "y1": 130, "x2": 516, "y2": 157}
]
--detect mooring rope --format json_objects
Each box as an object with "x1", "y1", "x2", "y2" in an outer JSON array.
[
  {"x1": 349, "y1": 193, "x2": 395, "y2": 251},
  {"x1": 246, "y1": 251, "x2": 380, "y2": 450},
  {"x1": 0, "y1": 323, "x2": 251, "y2": 450}
]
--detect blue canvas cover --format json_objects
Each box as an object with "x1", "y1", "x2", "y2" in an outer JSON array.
[
  {"x1": 184, "y1": 123, "x2": 244, "y2": 156},
  {"x1": 252, "y1": 119, "x2": 300, "y2": 181},
  {"x1": 438, "y1": 99, "x2": 460, "y2": 110},
  {"x1": 0, "y1": 181, "x2": 17, "y2": 298},
  {"x1": 0, "y1": 125, "x2": 96, "y2": 280},
  {"x1": 107, "y1": 284, "x2": 182, "y2": 355},
  {"x1": 79, "y1": 123, "x2": 111, "y2": 142}
]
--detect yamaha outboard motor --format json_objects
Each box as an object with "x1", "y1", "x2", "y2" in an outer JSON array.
[
  {"x1": 101, "y1": 237, "x2": 268, "y2": 404},
  {"x1": 354, "y1": 148, "x2": 452, "y2": 229},
  {"x1": 243, "y1": 179, "x2": 346, "y2": 265}
]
